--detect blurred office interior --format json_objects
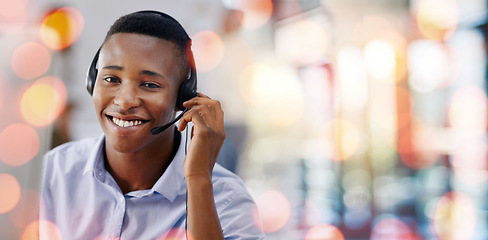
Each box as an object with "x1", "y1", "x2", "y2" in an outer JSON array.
[{"x1": 0, "y1": 0, "x2": 487, "y2": 239}]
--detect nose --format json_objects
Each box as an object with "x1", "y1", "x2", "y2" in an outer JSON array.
[{"x1": 113, "y1": 82, "x2": 141, "y2": 111}]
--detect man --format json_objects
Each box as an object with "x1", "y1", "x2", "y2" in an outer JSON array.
[{"x1": 40, "y1": 10, "x2": 264, "y2": 240}]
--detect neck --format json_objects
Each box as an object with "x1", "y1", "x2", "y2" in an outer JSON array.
[{"x1": 104, "y1": 129, "x2": 180, "y2": 194}]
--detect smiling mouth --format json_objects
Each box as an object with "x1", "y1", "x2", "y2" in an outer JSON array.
[{"x1": 107, "y1": 115, "x2": 149, "y2": 128}]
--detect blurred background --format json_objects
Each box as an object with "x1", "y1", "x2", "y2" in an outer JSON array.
[{"x1": 0, "y1": 0, "x2": 487, "y2": 239}]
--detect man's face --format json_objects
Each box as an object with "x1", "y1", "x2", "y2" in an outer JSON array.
[{"x1": 93, "y1": 33, "x2": 182, "y2": 153}]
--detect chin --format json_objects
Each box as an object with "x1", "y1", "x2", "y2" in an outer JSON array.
[{"x1": 105, "y1": 135, "x2": 146, "y2": 154}]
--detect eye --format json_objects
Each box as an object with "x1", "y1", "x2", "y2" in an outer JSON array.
[
  {"x1": 142, "y1": 82, "x2": 161, "y2": 89},
  {"x1": 104, "y1": 77, "x2": 120, "y2": 83}
]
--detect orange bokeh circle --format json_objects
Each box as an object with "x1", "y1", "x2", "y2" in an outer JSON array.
[
  {"x1": 434, "y1": 192, "x2": 476, "y2": 240},
  {"x1": 239, "y1": 0, "x2": 273, "y2": 29},
  {"x1": 9, "y1": 189, "x2": 41, "y2": 229},
  {"x1": 20, "y1": 76, "x2": 67, "y2": 127},
  {"x1": 192, "y1": 30, "x2": 224, "y2": 72},
  {"x1": 0, "y1": 0, "x2": 28, "y2": 18},
  {"x1": 305, "y1": 224, "x2": 345, "y2": 240},
  {"x1": 21, "y1": 220, "x2": 62, "y2": 240},
  {"x1": 40, "y1": 7, "x2": 84, "y2": 50},
  {"x1": 11, "y1": 42, "x2": 51, "y2": 80},
  {"x1": 0, "y1": 173, "x2": 21, "y2": 214},
  {"x1": 254, "y1": 190, "x2": 291, "y2": 233},
  {"x1": 0, "y1": 123, "x2": 40, "y2": 166}
]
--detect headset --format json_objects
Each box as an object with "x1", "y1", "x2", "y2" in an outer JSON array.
[{"x1": 85, "y1": 10, "x2": 198, "y2": 135}]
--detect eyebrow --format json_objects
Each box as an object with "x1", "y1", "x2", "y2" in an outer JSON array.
[{"x1": 102, "y1": 65, "x2": 166, "y2": 80}]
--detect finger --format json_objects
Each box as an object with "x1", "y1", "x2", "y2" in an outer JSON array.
[
  {"x1": 183, "y1": 98, "x2": 223, "y2": 116},
  {"x1": 183, "y1": 97, "x2": 210, "y2": 108},
  {"x1": 178, "y1": 106, "x2": 208, "y2": 132},
  {"x1": 177, "y1": 114, "x2": 189, "y2": 132},
  {"x1": 198, "y1": 92, "x2": 211, "y2": 99}
]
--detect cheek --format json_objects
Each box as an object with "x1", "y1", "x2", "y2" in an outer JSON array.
[
  {"x1": 148, "y1": 95, "x2": 175, "y2": 120},
  {"x1": 92, "y1": 88, "x2": 109, "y2": 114}
]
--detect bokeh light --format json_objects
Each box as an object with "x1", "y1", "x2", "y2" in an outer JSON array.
[
  {"x1": 275, "y1": 19, "x2": 328, "y2": 64},
  {"x1": 11, "y1": 42, "x2": 51, "y2": 80},
  {"x1": 408, "y1": 40, "x2": 450, "y2": 93},
  {"x1": 20, "y1": 76, "x2": 67, "y2": 127},
  {"x1": 323, "y1": 118, "x2": 361, "y2": 161},
  {"x1": 369, "y1": 81, "x2": 397, "y2": 162},
  {"x1": 353, "y1": 16, "x2": 393, "y2": 44},
  {"x1": 304, "y1": 224, "x2": 344, "y2": 240},
  {"x1": 0, "y1": 173, "x2": 21, "y2": 214},
  {"x1": 342, "y1": 169, "x2": 372, "y2": 228},
  {"x1": 370, "y1": 217, "x2": 419, "y2": 240},
  {"x1": 343, "y1": 187, "x2": 371, "y2": 212},
  {"x1": 416, "y1": 0, "x2": 459, "y2": 41},
  {"x1": 0, "y1": 69, "x2": 7, "y2": 112},
  {"x1": 93, "y1": 235, "x2": 120, "y2": 240},
  {"x1": 397, "y1": 121, "x2": 440, "y2": 170},
  {"x1": 22, "y1": 220, "x2": 62, "y2": 240},
  {"x1": 451, "y1": 141, "x2": 488, "y2": 185},
  {"x1": 0, "y1": 0, "x2": 28, "y2": 18},
  {"x1": 40, "y1": 7, "x2": 84, "y2": 50},
  {"x1": 9, "y1": 189, "x2": 41, "y2": 229},
  {"x1": 344, "y1": 208, "x2": 371, "y2": 230},
  {"x1": 192, "y1": 30, "x2": 224, "y2": 72},
  {"x1": 434, "y1": 192, "x2": 476, "y2": 240},
  {"x1": 244, "y1": 63, "x2": 305, "y2": 127},
  {"x1": 364, "y1": 39, "x2": 396, "y2": 81},
  {"x1": 0, "y1": 123, "x2": 40, "y2": 166},
  {"x1": 158, "y1": 227, "x2": 190, "y2": 240},
  {"x1": 448, "y1": 85, "x2": 487, "y2": 136},
  {"x1": 396, "y1": 86, "x2": 414, "y2": 130},
  {"x1": 238, "y1": 0, "x2": 273, "y2": 29},
  {"x1": 254, "y1": 190, "x2": 291, "y2": 233},
  {"x1": 337, "y1": 46, "x2": 368, "y2": 113},
  {"x1": 342, "y1": 169, "x2": 371, "y2": 191},
  {"x1": 0, "y1": 11, "x2": 28, "y2": 35},
  {"x1": 248, "y1": 136, "x2": 285, "y2": 164},
  {"x1": 384, "y1": 32, "x2": 408, "y2": 81}
]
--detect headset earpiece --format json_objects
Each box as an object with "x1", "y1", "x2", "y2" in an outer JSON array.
[
  {"x1": 175, "y1": 48, "x2": 198, "y2": 111},
  {"x1": 86, "y1": 49, "x2": 100, "y2": 95}
]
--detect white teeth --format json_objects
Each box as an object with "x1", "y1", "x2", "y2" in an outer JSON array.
[{"x1": 111, "y1": 117, "x2": 144, "y2": 128}]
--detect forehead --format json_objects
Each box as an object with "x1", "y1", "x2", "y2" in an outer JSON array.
[
  {"x1": 101, "y1": 32, "x2": 181, "y2": 59},
  {"x1": 99, "y1": 33, "x2": 183, "y2": 79}
]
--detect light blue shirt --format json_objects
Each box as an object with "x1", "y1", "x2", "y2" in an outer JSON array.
[{"x1": 40, "y1": 132, "x2": 264, "y2": 240}]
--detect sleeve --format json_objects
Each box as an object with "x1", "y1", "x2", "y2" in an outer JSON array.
[
  {"x1": 39, "y1": 151, "x2": 54, "y2": 222},
  {"x1": 218, "y1": 192, "x2": 266, "y2": 240}
]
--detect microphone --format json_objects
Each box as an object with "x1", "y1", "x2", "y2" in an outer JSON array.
[{"x1": 151, "y1": 108, "x2": 190, "y2": 135}]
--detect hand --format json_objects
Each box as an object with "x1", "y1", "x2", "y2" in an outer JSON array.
[{"x1": 178, "y1": 93, "x2": 225, "y2": 180}]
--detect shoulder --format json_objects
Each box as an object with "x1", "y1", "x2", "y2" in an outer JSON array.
[
  {"x1": 211, "y1": 164, "x2": 255, "y2": 211},
  {"x1": 212, "y1": 164, "x2": 248, "y2": 194},
  {"x1": 211, "y1": 165, "x2": 266, "y2": 239},
  {"x1": 43, "y1": 136, "x2": 102, "y2": 172},
  {"x1": 44, "y1": 137, "x2": 100, "y2": 160}
]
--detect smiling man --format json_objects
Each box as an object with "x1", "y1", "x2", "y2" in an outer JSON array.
[{"x1": 39, "y1": 10, "x2": 264, "y2": 240}]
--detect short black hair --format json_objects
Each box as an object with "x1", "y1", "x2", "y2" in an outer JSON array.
[{"x1": 103, "y1": 10, "x2": 191, "y2": 81}]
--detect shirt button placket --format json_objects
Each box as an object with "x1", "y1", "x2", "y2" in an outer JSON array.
[{"x1": 111, "y1": 196, "x2": 127, "y2": 239}]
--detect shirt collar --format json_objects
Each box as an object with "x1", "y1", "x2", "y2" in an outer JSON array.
[
  {"x1": 83, "y1": 135, "x2": 105, "y2": 177},
  {"x1": 82, "y1": 132, "x2": 188, "y2": 202}
]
